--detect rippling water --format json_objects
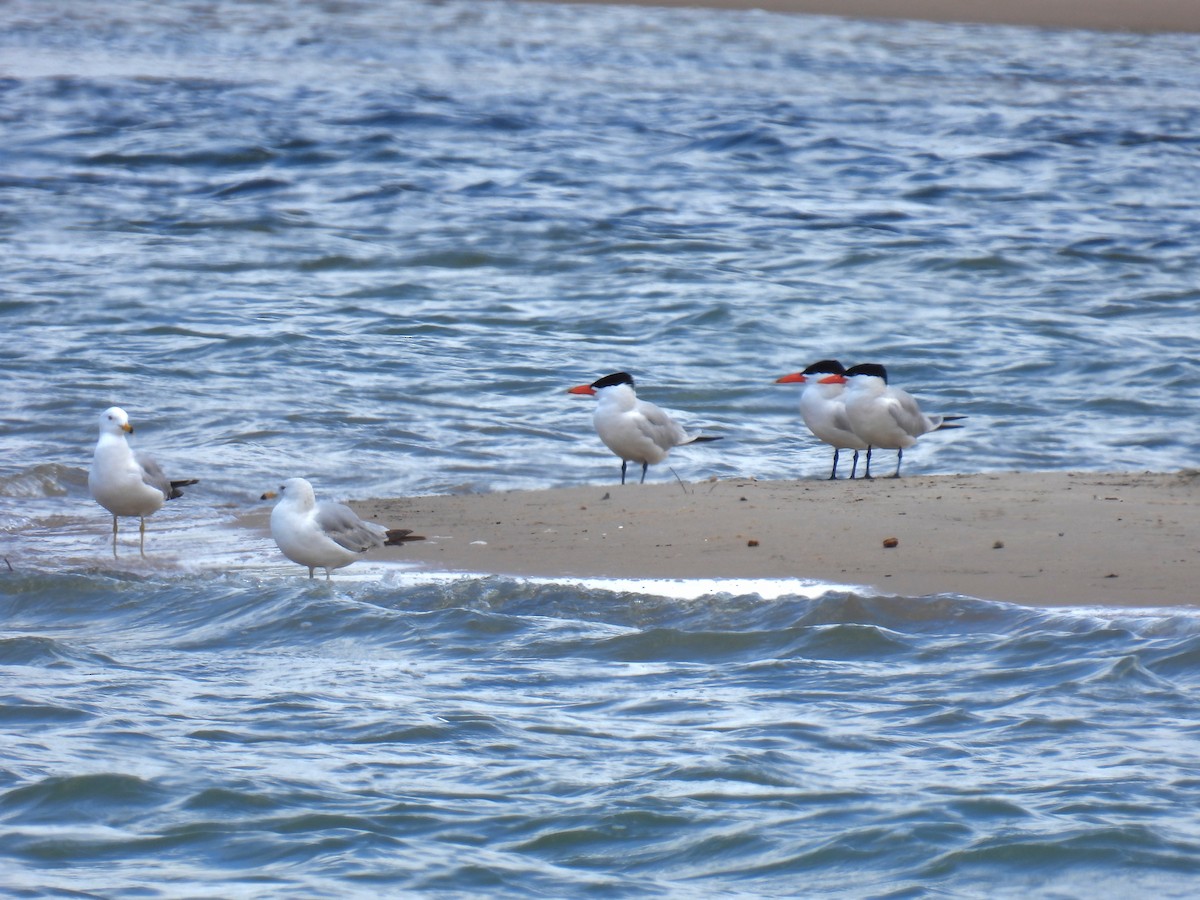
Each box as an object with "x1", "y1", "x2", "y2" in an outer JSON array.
[
  {"x1": 3, "y1": 0, "x2": 1200, "y2": 894},
  {"x1": 5, "y1": 575, "x2": 1200, "y2": 896},
  {"x1": 3, "y1": 0, "x2": 1200, "y2": 505}
]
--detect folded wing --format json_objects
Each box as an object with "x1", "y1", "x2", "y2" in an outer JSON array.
[{"x1": 316, "y1": 501, "x2": 387, "y2": 553}]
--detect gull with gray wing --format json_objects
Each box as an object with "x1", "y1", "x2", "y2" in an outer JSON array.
[
  {"x1": 88, "y1": 406, "x2": 197, "y2": 556},
  {"x1": 261, "y1": 477, "x2": 424, "y2": 579}
]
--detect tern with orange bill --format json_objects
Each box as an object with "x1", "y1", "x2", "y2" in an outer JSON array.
[
  {"x1": 775, "y1": 359, "x2": 868, "y2": 479},
  {"x1": 838, "y1": 363, "x2": 965, "y2": 478},
  {"x1": 567, "y1": 372, "x2": 722, "y2": 484}
]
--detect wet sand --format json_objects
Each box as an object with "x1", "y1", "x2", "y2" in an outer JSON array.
[
  {"x1": 344, "y1": 471, "x2": 1200, "y2": 607},
  {"x1": 547, "y1": 0, "x2": 1200, "y2": 34}
]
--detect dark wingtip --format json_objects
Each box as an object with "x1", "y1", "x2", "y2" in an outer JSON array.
[
  {"x1": 385, "y1": 529, "x2": 425, "y2": 545},
  {"x1": 167, "y1": 478, "x2": 198, "y2": 500},
  {"x1": 688, "y1": 435, "x2": 723, "y2": 443}
]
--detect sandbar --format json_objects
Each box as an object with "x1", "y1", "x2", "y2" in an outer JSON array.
[
  {"x1": 547, "y1": 0, "x2": 1200, "y2": 34},
  {"x1": 350, "y1": 471, "x2": 1200, "y2": 608}
]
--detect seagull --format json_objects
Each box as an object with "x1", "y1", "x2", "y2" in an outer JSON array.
[
  {"x1": 775, "y1": 359, "x2": 868, "y2": 479},
  {"x1": 839, "y1": 363, "x2": 965, "y2": 478},
  {"x1": 567, "y1": 372, "x2": 722, "y2": 484},
  {"x1": 88, "y1": 406, "x2": 197, "y2": 556},
  {"x1": 260, "y1": 477, "x2": 424, "y2": 579}
]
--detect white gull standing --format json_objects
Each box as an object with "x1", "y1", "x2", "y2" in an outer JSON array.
[
  {"x1": 261, "y1": 477, "x2": 424, "y2": 579},
  {"x1": 88, "y1": 406, "x2": 198, "y2": 556}
]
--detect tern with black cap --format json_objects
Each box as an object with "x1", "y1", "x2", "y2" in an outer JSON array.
[
  {"x1": 775, "y1": 359, "x2": 868, "y2": 479},
  {"x1": 567, "y1": 372, "x2": 722, "y2": 484},
  {"x1": 837, "y1": 363, "x2": 965, "y2": 478}
]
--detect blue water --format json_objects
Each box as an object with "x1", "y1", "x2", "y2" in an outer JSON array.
[
  {"x1": 3, "y1": 0, "x2": 1200, "y2": 894},
  {"x1": 5, "y1": 577, "x2": 1200, "y2": 896}
]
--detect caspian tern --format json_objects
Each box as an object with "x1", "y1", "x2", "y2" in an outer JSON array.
[
  {"x1": 88, "y1": 406, "x2": 198, "y2": 556},
  {"x1": 260, "y1": 477, "x2": 424, "y2": 579},
  {"x1": 775, "y1": 359, "x2": 868, "y2": 479},
  {"x1": 839, "y1": 363, "x2": 965, "y2": 478},
  {"x1": 567, "y1": 372, "x2": 722, "y2": 484}
]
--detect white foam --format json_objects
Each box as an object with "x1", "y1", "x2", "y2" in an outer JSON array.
[{"x1": 374, "y1": 564, "x2": 859, "y2": 600}]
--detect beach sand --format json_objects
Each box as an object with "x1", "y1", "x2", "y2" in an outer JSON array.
[
  {"x1": 328, "y1": 472, "x2": 1200, "y2": 608},
  {"x1": 551, "y1": 0, "x2": 1200, "y2": 34}
]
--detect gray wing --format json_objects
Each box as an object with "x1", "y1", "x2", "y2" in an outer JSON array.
[
  {"x1": 135, "y1": 452, "x2": 174, "y2": 501},
  {"x1": 635, "y1": 400, "x2": 690, "y2": 448},
  {"x1": 885, "y1": 390, "x2": 935, "y2": 437},
  {"x1": 830, "y1": 404, "x2": 857, "y2": 435},
  {"x1": 315, "y1": 501, "x2": 387, "y2": 553}
]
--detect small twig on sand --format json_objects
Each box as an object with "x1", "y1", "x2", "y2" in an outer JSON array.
[{"x1": 670, "y1": 467, "x2": 690, "y2": 494}]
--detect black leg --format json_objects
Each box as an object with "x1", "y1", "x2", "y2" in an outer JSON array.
[
  {"x1": 829, "y1": 448, "x2": 839, "y2": 480},
  {"x1": 863, "y1": 446, "x2": 874, "y2": 479},
  {"x1": 640, "y1": 462, "x2": 648, "y2": 484},
  {"x1": 892, "y1": 448, "x2": 903, "y2": 478},
  {"x1": 620, "y1": 460, "x2": 627, "y2": 485},
  {"x1": 849, "y1": 450, "x2": 859, "y2": 479}
]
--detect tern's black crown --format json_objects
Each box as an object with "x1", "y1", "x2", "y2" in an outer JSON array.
[
  {"x1": 801, "y1": 359, "x2": 845, "y2": 376},
  {"x1": 844, "y1": 363, "x2": 888, "y2": 383},
  {"x1": 592, "y1": 372, "x2": 635, "y2": 390}
]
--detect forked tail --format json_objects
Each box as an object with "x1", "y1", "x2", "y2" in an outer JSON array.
[{"x1": 935, "y1": 415, "x2": 967, "y2": 431}]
